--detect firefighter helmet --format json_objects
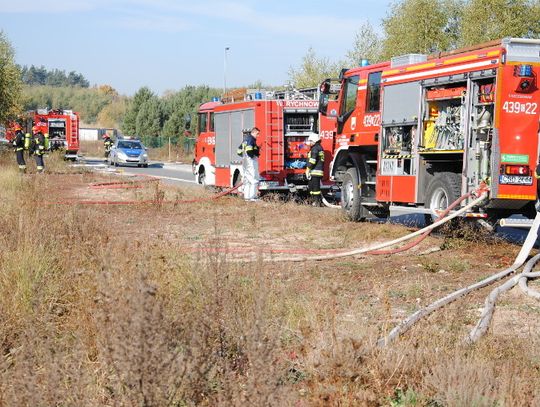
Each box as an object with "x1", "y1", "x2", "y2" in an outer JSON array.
[
  {"x1": 307, "y1": 133, "x2": 320, "y2": 144},
  {"x1": 13, "y1": 124, "x2": 22, "y2": 131},
  {"x1": 32, "y1": 125, "x2": 40, "y2": 134}
]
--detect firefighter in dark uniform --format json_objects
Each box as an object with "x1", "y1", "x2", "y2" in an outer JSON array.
[
  {"x1": 103, "y1": 134, "x2": 113, "y2": 160},
  {"x1": 305, "y1": 133, "x2": 324, "y2": 206},
  {"x1": 32, "y1": 125, "x2": 47, "y2": 173},
  {"x1": 12, "y1": 124, "x2": 27, "y2": 173}
]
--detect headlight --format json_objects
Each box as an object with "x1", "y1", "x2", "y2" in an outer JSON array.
[
  {"x1": 142, "y1": 153, "x2": 148, "y2": 158},
  {"x1": 117, "y1": 151, "x2": 127, "y2": 159}
]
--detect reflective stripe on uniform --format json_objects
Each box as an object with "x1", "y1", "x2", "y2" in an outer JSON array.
[
  {"x1": 310, "y1": 191, "x2": 321, "y2": 195},
  {"x1": 311, "y1": 170, "x2": 324, "y2": 176}
]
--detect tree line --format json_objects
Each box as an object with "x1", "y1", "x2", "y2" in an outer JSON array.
[{"x1": 19, "y1": 65, "x2": 90, "y2": 88}]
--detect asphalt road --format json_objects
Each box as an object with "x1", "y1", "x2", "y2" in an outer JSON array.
[{"x1": 77, "y1": 157, "x2": 197, "y2": 186}]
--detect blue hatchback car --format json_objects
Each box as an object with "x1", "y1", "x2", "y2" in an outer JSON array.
[{"x1": 108, "y1": 138, "x2": 149, "y2": 167}]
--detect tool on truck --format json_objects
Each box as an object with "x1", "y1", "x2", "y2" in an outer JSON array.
[
  {"x1": 192, "y1": 88, "x2": 338, "y2": 194},
  {"x1": 318, "y1": 37, "x2": 540, "y2": 223}
]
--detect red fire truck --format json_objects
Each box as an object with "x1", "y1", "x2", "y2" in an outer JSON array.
[
  {"x1": 6, "y1": 109, "x2": 80, "y2": 159},
  {"x1": 318, "y1": 37, "x2": 540, "y2": 221},
  {"x1": 193, "y1": 89, "x2": 337, "y2": 192}
]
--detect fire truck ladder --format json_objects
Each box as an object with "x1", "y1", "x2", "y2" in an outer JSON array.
[{"x1": 264, "y1": 101, "x2": 284, "y2": 172}]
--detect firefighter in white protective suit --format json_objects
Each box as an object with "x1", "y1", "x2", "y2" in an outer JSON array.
[{"x1": 237, "y1": 127, "x2": 260, "y2": 201}]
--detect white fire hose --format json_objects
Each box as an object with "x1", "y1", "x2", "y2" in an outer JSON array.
[
  {"x1": 378, "y1": 210, "x2": 540, "y2": 346},
  {"x1": 265, "y1": 192, "x2": 488, "y2": 263}
]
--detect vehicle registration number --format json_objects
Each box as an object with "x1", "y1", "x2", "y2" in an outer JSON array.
[{"x1": 499, "y1": 175, "x2": 533, "y2": 185}]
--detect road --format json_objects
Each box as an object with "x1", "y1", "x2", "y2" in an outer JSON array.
[{"x1": 77, "y1": 157, "x2": 197, "y2": 186}]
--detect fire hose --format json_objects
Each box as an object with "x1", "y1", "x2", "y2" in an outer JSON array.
[
  {"x1": 259, "y1": 190, "x2": 489, "y2": 263},
  {"x1": 378, "y1": 210, "x2": 540, "y2": 347}
]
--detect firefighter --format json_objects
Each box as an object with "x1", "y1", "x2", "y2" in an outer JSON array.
[
  {"x1": 305, "y1": 133, "x2": 324, "y2": 206},
  {"x1": 32, "y1": 125, "x2": 47, "y2": 173},
  {"x1": 103, "y1": 134, "x2": 113, "y2": 160},
  {"x1": 237, "y1": 127, "x2": 260, "y2": 201},
  {"x1": 12, "y1": 124, "x2": 27, "y2": 173}
]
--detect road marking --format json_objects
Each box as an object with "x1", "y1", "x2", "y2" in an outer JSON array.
[
  {"x1": 145, "y1": 174, "x2": 198, "y2": 184},
  {"x1": 75, "y1": 161, "x2": 199, "y2": 184}
]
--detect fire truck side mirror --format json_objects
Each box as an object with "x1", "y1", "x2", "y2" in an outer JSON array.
[
  {"x1": 184, "y1": 114, "x2": 191, "y2": 130},
  {"x1": 319, "y1": 93, "x2": 329, "y2": 116}
]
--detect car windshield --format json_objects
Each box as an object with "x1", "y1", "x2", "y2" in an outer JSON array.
[{"x1": 118, "y1": 141, "x2": 143, "y2": 149}]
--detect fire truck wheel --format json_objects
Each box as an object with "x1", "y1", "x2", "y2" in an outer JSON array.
[
  {"x1": 424, "y1": 172, "x2": 462, "y2": 224},
  {"x1": 197, "y1": 170, "x2": 206, "y2": 186},
  {"x1": 341, "y1": 168, "x2": 367, "y2": 221}
]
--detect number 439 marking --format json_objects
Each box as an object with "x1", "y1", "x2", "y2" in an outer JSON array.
[{"x1": 502, "y1": 101, "x2": 538, "y2": 115}]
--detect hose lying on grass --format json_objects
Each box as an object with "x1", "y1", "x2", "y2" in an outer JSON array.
[
  {"x1": 260, "y1": 191, "x2": 488, "y2": 263},
  {"x1": 377, "y1": 211, "x2": 540, "y2": 347}
]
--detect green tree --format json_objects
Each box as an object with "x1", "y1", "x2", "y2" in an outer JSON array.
[
  {"x1": 135, "y1": 96, "x2": 163, "y2": 138},
  {"x1": 460, "y1": 0, "x2": 540, "y2": 46},
  {"x1": 288, "y1": 47, "x2": 341, "y2": 88},
  {"x1": 0, "y1": 31, "x2": 22, "y2": 125},
  {"x1": 122, "y1": 86, "x2": 154, "y2": 135},
  {"x1": 346, "y1": 21, "x2": 384, "y2": 66},
  {"x1": 381, "y1": 0, "x2": 460, "y2": 59},
  {"x1": 161, "y1": 85, "x2": 220, "y2": 142}
]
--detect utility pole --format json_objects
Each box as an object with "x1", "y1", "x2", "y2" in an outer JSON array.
[{"x1": 224, "y1": 47, "x2": 230, "y2": 98}]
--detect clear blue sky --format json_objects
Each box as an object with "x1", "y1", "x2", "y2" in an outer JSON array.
[{"x1": 0, "y1": 0, "x2": 392, "y2": 95}]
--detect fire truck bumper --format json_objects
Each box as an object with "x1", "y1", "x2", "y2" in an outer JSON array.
[{"x1": 258, "y1": 180, "x2": 333, "y2": 192}]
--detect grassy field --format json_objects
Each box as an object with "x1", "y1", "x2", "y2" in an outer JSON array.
[{"x1": 1, "y1": 151, "x2": 540, "y2": 406}]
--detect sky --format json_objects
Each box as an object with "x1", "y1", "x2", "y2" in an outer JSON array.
[{"x1": 0, "y1": 0, "x2": 392, "y2": 95}]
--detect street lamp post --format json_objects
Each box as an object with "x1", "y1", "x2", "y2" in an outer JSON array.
[{"x1": 224, "y1": 47, "x2": 230, "y2": 98}]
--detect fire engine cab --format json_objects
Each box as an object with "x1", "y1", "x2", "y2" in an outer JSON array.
[
  {"x1": 319, "y1": 37, "x2": 540, "y2": 222},
  {"x1": 193, "y1": 88, "x2": 336, "y2": 192}
]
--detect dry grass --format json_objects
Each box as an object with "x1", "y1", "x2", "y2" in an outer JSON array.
[{"x1": 1, "y1": 152, "x2": 540, "y2": 406}]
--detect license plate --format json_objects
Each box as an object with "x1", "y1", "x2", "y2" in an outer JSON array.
[{"x1": 499, "y1": 175, "x2": 533, "y2": 185}]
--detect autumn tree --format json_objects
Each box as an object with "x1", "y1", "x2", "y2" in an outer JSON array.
[
  {"x1": 381, "y1": 0, "x2": 461, "y2": 59},
  {"x1": 346, "y1": 21, "x2": 384, "y2": 66},
  {"x1": 460, "y1": 0, "x2": 540, "y2": 46},
  {"x1": 288, "y1": 47, "x2": 341, "y2": 88}
]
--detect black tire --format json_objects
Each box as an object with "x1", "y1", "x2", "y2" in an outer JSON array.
[
  {"x1": 341, "y1": 168, "x2": 368, "y2": 221},
  {"x1": 424, "y1": 172, "x2": 462, "y2": 224},
  {"x1": 143, "y1": 164, "x2": 148, "y2": 168},
  {"x1": 197, "y1": 168, "x2": 206, "y2": 186}
]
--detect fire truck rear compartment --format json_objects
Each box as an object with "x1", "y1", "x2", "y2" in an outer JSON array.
[
  {"x1": 283, "y1": 111, "x2": 318, "y2": 170},
  {"x1": 48, "y1": 119, "x2": 67, "y2": 150}
]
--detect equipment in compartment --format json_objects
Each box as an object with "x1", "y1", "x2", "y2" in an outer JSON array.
[
  {"x1": 284, "y1": 112, "x2": 318, "y2": 169},
  {"x1": 421, "y1": 86, "x2": 466, "y2": 151},
  {"x1": 383, "y1": 125, "x2": 414, "y2": 154}
]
